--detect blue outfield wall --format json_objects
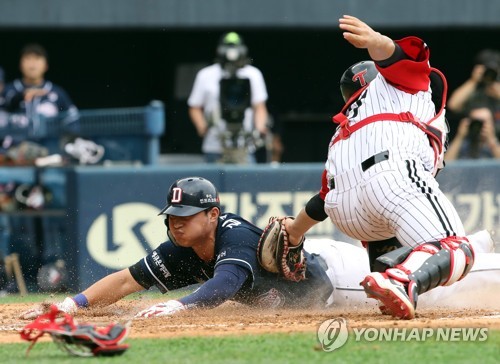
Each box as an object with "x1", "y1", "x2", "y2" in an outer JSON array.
[{"x1": 63, "y1": 160, "x2": 500, "y2": 291}]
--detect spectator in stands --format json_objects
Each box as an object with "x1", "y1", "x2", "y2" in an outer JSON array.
[
  {"x1": 188, "y1": 32, "x2": 269, "y2": 163},
  {"x1": 447, "y1": 49, "x2": 500, "y2": 131},
  {"x1": 1, "y1": 43, "x2": 79, "y2": 130},
  {"x1": 445, "y1": 105, "x2": 500, "y2": 160}
]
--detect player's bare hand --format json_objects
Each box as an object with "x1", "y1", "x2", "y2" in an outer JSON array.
[
  {"x1": 19, "y1": 297, "x2": 77, "y2": 320},
  {"x1": 339, "y1": 15, "x2": 395, "y2": 61},
  {"x1": 339, "y1": 15, "x2": 379, "y2": 49},
  {"x1": 283, "y1": 217, "x2": 304, "y2": 247}
]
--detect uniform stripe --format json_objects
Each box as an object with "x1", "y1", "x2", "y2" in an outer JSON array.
[{"x1": 406, "y1": 160, "x2": 452, "y2": 236}]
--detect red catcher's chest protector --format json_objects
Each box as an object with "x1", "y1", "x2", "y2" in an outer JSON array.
[{"x1": 331, "y1": 68, "x2": 449, "y2": 176}]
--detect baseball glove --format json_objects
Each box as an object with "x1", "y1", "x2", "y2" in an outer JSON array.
[
  {"x1": 257, "y1": 216, "x2": 306, "y2": 282},
  {"x1": 20, "y1": 305, "x2": 130, "y2": 357}
]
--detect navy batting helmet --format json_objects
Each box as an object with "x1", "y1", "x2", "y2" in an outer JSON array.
[
  {"x1": 159, "y1": 177, "x2": 220, "y2": 217},
  {"x1": 339, "y1": 60, "x2": 379, "y2": 102}
]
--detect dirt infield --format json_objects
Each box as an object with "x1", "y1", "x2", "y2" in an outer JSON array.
[{"x1": 1, "y1": 300, "x2": 500, "y2": 344}]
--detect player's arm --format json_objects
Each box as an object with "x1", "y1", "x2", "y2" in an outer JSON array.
[
  {"x1": 79, "y1": 269, "x2": 145, "y2": 307},
  {"x1": 339, "y1": 15, "x2": 395, "y2": 61},
  {"x1": 19, "y1": 268, "x2": 146, "y2": 319},
  {"x1": 136, "y1": 263, "x2": 249, "y2": 318},
  {"x1": 286, "y1": 170, "x2": 329, "y2": 246}
]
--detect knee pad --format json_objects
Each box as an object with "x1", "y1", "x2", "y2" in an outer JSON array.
[{"x1": 439, "y1": 236, "x2": 475, "y2": 286}]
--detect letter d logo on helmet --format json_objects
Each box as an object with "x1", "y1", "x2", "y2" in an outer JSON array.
[{"x1": 159, "y1": 177, "x2": 220, "y2": 217}]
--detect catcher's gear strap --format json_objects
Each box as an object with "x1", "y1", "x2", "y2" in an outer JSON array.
[
  {"x1": 20, "y1": 305, "x2": 129, "y2": 357},
  {"x1": 331, "y1": 67, "x2": 448, "y2": 176},
  {"x1": 369, "y1": 238, "x2": 406, "y2": 272},
  {"x1": 305, "y1": 193, "x2": 328, "y2": 221}
]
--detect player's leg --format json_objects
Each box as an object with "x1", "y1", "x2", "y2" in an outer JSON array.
[
  {"x1": 360, "y1": 161, "x2": 473, "y2": 319},
  {"x1": 467, "y1": 230, "x2": 495, "y2": 253},
  {"x1": 364, "y1": 230, "x2": 494, "y2": 315},
  {"x1": 304, "y1": 239, "x2": 375, "y2": 307}
]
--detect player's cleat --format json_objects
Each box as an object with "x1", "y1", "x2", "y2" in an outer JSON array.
[
  {"x1": 361, "y1": 272, "x2": 417, "y2": 319},
  {"x1": 378, "y1": 304, "x2": 391, "y2": 315}
]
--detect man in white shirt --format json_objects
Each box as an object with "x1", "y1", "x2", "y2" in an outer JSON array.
[{"x1": 188, "y1": 32, "x2": 269, "y2": 163}]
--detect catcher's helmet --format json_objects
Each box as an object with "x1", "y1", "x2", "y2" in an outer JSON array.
[
  {"x1": 339, "y1": 60, "x2": 379, "y2": 102},
  {"x1": 159, "y1": 177, "x2": 220, "y2": 217},
  {"x1": 216, "y1": 31, "x2": 248, "y2": 65}
]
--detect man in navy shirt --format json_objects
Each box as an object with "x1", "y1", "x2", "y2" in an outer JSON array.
[
  {"x1": 21, "y1": 176, "x2": 334, "y2": 319},
  {"x1": 1, "y1": 43, "x2": 79, "y2": 130}
]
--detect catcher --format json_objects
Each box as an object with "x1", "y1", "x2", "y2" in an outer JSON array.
[
  {"x1": 21, "y1": 176, "x2": 334, "y2": 319},
  {"x1": 271, "y1": 15, "x2": 475, "y2": 320}
]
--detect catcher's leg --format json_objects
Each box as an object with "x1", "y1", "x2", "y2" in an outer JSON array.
[{"x1": 361, "y1": 236, "x2": 474, "y2": 319}]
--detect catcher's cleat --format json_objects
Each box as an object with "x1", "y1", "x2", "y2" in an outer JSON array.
[
  {"x1": 378, "y1": 304, "x2": 391, "y2": 315},
  {"x1": 361, "y1": 272, "x2": 417, "y2": 320}
]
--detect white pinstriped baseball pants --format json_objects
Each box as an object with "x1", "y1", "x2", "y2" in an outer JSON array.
[{"x1": 324, "y1": 157, "x2": 465, "y2": 247}]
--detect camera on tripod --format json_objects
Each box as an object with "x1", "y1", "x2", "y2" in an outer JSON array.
[
  {"x1": 218, "y1": 77, "x2": 253, "y2": 162},
  {"x1": 220, "y1": 77, "x2": 251, "y2": 128}
]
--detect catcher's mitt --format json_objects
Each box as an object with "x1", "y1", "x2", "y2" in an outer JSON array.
[
  {"x1": 20, "y1": 305, "x2": 130, "y2": 357},
  {"x1": 257, "y1": 216, "x2": 306, "y2": 282}
]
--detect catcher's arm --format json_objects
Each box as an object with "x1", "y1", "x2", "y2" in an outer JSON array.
[
  {"x1": 285, "y1": 208, "x2": 321, "y2": 246},
  {"x1": 339, "y1": 15, "x2": 395, "y2": 61},
  {"x1": 285, "y1": 190, "x2": 329, "y2": 246}
]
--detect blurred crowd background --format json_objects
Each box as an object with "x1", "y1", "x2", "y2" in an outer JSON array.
[{"x1": 1, "y1": 0, "x2": 498, "y2": 163}]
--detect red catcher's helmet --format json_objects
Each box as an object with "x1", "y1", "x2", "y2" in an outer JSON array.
[{"x1": 339, "y1": 60, "x2": 379, "y2": 102}]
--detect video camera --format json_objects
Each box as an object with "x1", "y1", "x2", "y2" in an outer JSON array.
[
  {"x1": 219, "y1": 77, "x2": 251, "y2": 126},
  {"x1": 217, "y1": 77, "x2": 255, "y2": 163}
]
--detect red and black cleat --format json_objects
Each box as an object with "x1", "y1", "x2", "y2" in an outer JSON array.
[{"x1": 361, "y1": 272, "x2": 417, "y2": 320}]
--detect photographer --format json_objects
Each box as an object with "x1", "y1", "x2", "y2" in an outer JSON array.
[
  {"x1": 448, "y1": 49, "x2": 500, "y2": 125},
  {"x1": 445, "y1": 105, "x2": 500, "y2": 160},
  {"x1": 188, "y1": 32, "x2": 269, "y2": 163}
]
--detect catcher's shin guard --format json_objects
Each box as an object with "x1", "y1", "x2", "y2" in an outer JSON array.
[
  {"x1": 375, "y1": 236, "x2": 474, "y2": 295},
  {"x1": 363, "y1": 236, "x2": 474, "y2": 319},
  {"x1": 408, "y1": 237, "x2": 475, "y2": 294}
]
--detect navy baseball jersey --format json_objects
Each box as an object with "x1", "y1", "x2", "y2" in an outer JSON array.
[
  {"x1": 2, "y1": 79, "x2": 79, "y2": 125},
  {"x1": 129, "y1": 213, "x2": 333, "y2": 308}
]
